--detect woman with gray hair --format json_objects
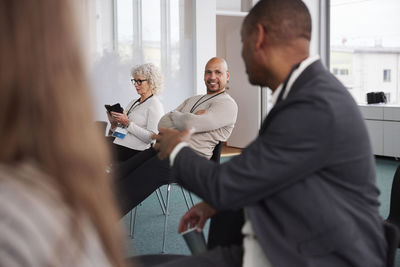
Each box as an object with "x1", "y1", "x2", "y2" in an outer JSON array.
[{"x1": 107, "y1": 63, "x2": 164, "y2": 161}]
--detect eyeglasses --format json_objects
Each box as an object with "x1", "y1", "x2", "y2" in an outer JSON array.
[{"x1": 131, "y1": 79, "x2": 148, "y2": 85}]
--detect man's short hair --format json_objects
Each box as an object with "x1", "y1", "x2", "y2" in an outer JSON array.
[{"x1": 244, "y1": 0, "x2": 312, "y2": 43}]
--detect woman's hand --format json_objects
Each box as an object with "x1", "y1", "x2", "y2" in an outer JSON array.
[
  {"x1": 178, "y1": 201, "x2": 218, "y2": 233},
  {"x1": 111, "y1": 112, "x2": 130, "y2": 127},
  {"x1": 106, "y1": 111, "x2": 118, "y2": 129}
]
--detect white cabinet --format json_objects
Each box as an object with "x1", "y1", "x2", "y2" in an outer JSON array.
[
  {"x1": 384, "y1": 107, "x2": 400, "y2": 121},
  {"x1": 364, "y1": 120, "x2": 384, "y2": 155},
  {"x1": 359, "y1": 106, "x2": 383, "y2": 120},
  {"x1": 359, "y1": 105, "x2": 400, "y2": 157},
  {"x1": 383, "y1": 121, "x2": 400, "y2": 158}
]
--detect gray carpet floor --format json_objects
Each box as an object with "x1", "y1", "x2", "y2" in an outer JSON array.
[{"x1": 120, "y1": 155, "x2": 400, "y2": 265}]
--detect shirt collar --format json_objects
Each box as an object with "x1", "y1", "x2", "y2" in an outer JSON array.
[{"x1": 269, "y1": 55, "x2": 320, "y2": 107}]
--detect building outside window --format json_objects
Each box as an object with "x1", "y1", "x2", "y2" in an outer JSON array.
[
  {"x1": 384, "y1": 69, "x2": 392, "y2": 82},
  {"x1": 330, "y1": 0, "x2": 400, "y2": 104}
]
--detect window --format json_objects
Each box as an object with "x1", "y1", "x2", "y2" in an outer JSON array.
[
  {"x1": 384, "y1": 69, "x2": 392, "y2": 82},
  {"x1": 340, "y1": 69, "x2": 349, "y2": 75},
  {"x1": 114, "y1": 0, "x2": 194, "y2": 111},
  {"x1": 89, "y1": 0, "x2": 194, "y2": 121},
  {"x1": 330, "y1": 0, "x2": 400, "y2": 104},
  {"x1": 116, "y1": 0, "x2": 134, "y2": 59}
]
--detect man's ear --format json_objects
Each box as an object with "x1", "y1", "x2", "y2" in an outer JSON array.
[
  {"x1": 255, "y1": 23, "x2": 267, "y2": 51},
  {"x1": 226, "y1": 70, "x2": 230, "y2": 80}
]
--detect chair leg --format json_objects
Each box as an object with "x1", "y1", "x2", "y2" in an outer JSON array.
[
  {"x1": 188, "y1": 191, "x2": 195, "y2": 207},
  {"x1": 129, "y1": 207, "x2": 138, "y2": 238},
  {"x1": 162, "y1": 184, "x2": 172, "y2": 253},
  {"x1": 156, "y1": 188, "x2": 166, "y2": 215},
  {"x1": 180, "y1": 186, "x2": 191, "y2": 211}
]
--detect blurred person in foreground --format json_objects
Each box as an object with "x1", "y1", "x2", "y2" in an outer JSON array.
[
  {"x1": 0, "y1": 0, "x2": 128, "y2": 266},
  {"x1": 146, "y1": 0, "x2": 387, "y2": 266},
  {"x1": 107, "y1": 63, "x2": 164, "y2": 162}
]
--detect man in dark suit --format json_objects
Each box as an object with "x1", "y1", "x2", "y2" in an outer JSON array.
[{"x1": 149, "y1": 0, "x2": 387, "y2": 266}]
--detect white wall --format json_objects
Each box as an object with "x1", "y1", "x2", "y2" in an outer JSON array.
[
  {"x1": 217, "y1": 14, "x2": 261, "y2": 148},
  {"x1": 303, "y1": 0, "x2": 319, "y2": 57},
  {"x1": 193, "y1": 0, "x2": 216, "y2": 95},
  {"x1": 216, "y1": 0, "x2": 241, "y2": 11},
  {"x1": 302, "y1": 0, "x2": 329, "y2": 65}
]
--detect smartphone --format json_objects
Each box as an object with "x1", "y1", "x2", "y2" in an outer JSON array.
[{"x1": 105, "y1": 103, "x2": 124, "y2": 114}]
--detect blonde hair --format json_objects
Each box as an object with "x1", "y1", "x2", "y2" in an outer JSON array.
[
  {"x1": 0, "y1": 0, "x2": 126, "y2": 266},
  {"x1": 131, "y1": 63, "x2": 164, "y2": 95}
]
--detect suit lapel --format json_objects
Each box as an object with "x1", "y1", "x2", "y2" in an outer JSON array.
[{"x1": 259, "y1": 60, "x2": 326, "y2": 135}]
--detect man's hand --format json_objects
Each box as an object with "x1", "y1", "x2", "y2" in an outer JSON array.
[
  {"x1": 152, "y1": 127, "x2": 194, "y2": 160},
  {"x1": 194, "y1": 109, "x2": 206, "y2": 115},
  {"x1": 178, "y1": 201, "x2": 218, "y2": 233}
]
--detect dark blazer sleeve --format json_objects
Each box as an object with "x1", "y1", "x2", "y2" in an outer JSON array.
[{"x1": 173, "y1": 96, "x2": 335, "y2": 210}]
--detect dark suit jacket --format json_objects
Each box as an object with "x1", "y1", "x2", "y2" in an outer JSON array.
[{"x1": 173, "y1": 60, "x2": 387, "y2": 267}]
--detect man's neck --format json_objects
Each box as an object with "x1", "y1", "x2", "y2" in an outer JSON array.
[
  {"x1": 206, "y1": 88, "x2": 225, "y2": 95},
  {"x1": 268, "y1": 40, "x2": 310, "y2": 92}
]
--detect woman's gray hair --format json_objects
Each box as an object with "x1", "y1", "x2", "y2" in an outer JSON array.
[{"x1": 131, "y1": 63, "x2": 163, "y2": 95}]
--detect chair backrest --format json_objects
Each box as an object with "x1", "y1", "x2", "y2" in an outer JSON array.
[
  {"x1": 95, "y1": 121, "x2": 108, "y2": 136},
  {"x1": 383, "y1": 221, "x2": 399, "y2": 267},
  {"x1": 387, "y1": 164, "x2": 400, "y2": 228},
  {"x1": 210, "y1": 141, "x2": 223, "y2": 163},
  {"x1": 207, "y1": 141, "x2": 245, "y2": 249}
]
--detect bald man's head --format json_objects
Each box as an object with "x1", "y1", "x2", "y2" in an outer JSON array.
[
  {"x1": 243, "y1": 0, "x2": 311, "y2": 44},
  {"x1": 206, "y1": 57, "x2": 228, "y2": 71},
  {"x1": 204, "y1": 57, "x2": 230, "y2": 94}
]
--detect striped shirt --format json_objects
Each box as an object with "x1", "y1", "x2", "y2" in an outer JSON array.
[{"x1": 0, "y1": 162, "x2": 112, "y2": 267}]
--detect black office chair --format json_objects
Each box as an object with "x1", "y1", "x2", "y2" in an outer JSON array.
[
  {"x1": 384, "y1": 164, "x2": 400, "y2": 267},
  {"x1": 384, "y1": 221, "x2": 399, "y2": 267},
  {"x1": 210, "y1": 140, "x2": 223, "y2": 162},
  {"x1": 386, "y1": 164, "x2": 400, "y2": 238}
]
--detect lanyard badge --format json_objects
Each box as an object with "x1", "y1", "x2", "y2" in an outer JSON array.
[{"x1": 112, "y1": 126, "x2": 128, "y2": 139}]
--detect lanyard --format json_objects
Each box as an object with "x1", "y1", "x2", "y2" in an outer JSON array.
[
  {"x1": 189, "y1": 91, "x2": 225, "y2": 113},
  {"x1": 126, "y1": 94, "x2": 153, "y2": 116}
]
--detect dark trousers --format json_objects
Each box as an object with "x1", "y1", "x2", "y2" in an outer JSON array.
[
  {"x1": 114, "y1": 148, "x2": 245, "y2": 249},
  {"x1": 114, "y1": 148, "x2": 172, "y2": 216},
  {"x1": 133, "y1": 245, "x2": 243, "y2": 267},
  {"x1": 105, "y1": 136, "x2": 142, "y2": 162},
  {"x1": 207, "y1": 209, "x2": 244, "y2": 249}
]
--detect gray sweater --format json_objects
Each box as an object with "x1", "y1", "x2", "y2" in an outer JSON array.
[{"x1": 158, "y1": 91, "x2": 238, "y2": 158}]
